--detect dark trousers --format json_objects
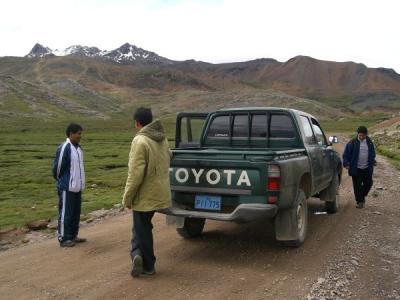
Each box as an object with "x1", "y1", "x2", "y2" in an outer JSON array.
[
  {"x1": 57, "y1": 190, "x2": 82, "y2": 242},
  {"x1": 131, "y1": 211, "x2": 156, "y2": 271},
  {"x1": 351, "y1": 168, "x2": 373, "y2": 203}
]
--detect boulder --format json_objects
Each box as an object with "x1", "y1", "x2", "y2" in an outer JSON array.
[{"x1": 26, "y1": 220, "x2": 49, "y2": 230}]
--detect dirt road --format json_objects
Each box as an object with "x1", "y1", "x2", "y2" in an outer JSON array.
[{"x1": 1, "y1": 155, "x2": 399, "y2": 300}]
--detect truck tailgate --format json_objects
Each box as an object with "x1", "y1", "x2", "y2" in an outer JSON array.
[{"x1": 169, "y1": 149, "x2": 278, "y2": 216}]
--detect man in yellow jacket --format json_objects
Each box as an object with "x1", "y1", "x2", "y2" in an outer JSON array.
[{"x1": 122, "y1": 107, "x2": 171, "y2": 277}]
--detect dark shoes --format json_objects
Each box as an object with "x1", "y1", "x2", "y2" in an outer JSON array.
[
  {"x1": 74, "y1": 237, "x2": 87, "y2": 243},
  {"x1": 142, "y1": 268, "x2": 156, "y2": 276},
  {"x1": 60, "y1": 240, "x2": 75, "y2": 247},
  {"x1": 131, "y1": 255, "x2": 143, "y2": 278},
  {"x1": 356, "y1": 202, "x2": 365, "y2": 209},
  {"x1": 131, "y1": 255, "x2": 156, "y2": 277},
  {"x1": 59, "y1": 237, "x2": 86, "y2": 247}
]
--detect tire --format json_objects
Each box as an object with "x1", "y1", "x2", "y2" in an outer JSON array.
[
  {"x1": 320, "y1": 173, "x2": 340, "y2": 214},
  {"x1": 275, "y1": 190, "x2": 308, "y2": 247},
  {"x1": 176, "y1": 217, "x2": 205, "y2": 238}
]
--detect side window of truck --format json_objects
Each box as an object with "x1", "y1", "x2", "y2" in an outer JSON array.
[
  {"x1": 311, "y1": 118, "x2": 327, "y2": 146},
  {"x1": 300, "y1": 115, "x2": 315, "y2": 144},
  {"x1": 180, "y1": 117, "x2": 207, "y2": 147},
  {"x1": 270, "y1": 114, "x2": 295, "y2": 138}
]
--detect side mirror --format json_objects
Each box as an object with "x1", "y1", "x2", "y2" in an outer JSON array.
[{"x1": 328, "y1": 136, "x2": 338, "y2": 144}]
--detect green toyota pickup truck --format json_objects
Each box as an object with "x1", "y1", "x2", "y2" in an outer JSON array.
[{"x1": 161, "y1": 107, "x2": 342, "y2": 247}]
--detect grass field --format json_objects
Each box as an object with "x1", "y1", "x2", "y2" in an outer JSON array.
[
  {"x1": 321, "y1": 115, "x2": 388, "y2": 134},
  {"x1": 0, "y1": 113, "x2": 396, "y2": 229},
  {"x1": 374, "y1": 135, "x2": 400, "y2": 170},
  {"x1": 0, "y1": 115, "x2": 176, "y2": 229},
  {"x1": 377, "y1": 146, "x2": 400, "y2": 169}
]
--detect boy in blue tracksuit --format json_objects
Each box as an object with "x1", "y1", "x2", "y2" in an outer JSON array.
[
  {"x1": 342, "y1": 126, "x2": 376, "y2": 209},
  {"x1": 52, "y1": 123, "x2": 86, "y2": 247}
]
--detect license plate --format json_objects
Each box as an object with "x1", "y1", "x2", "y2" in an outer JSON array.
[{"x1": 195, "y1": 195, "x2": 221, "y2": 211}]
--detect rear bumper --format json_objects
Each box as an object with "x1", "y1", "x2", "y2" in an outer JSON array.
[{"x1": 159, "y1": 203, "x2": 278, "y2": 223}]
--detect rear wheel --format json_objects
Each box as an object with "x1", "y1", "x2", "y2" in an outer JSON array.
[
  {"x1": 320, "y1": 173, "x2": 340, "y2": 214},
  {"x1": 275, "y1": 190, "x2": 308, "y2": 247},
  {"x1": 176, "y1": 217, "x2": 205, "y2": 238}
]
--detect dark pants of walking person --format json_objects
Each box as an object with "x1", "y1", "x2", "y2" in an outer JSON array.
[
  {"x1": 131, "y1": 211, "x2": 156, "y2": 271},
  {"x1": 57, "y1": 190, "x2": 82, "y2": 243},
  {"x1": 351, "y1": 168, "x2": 373, "y2": 203}
]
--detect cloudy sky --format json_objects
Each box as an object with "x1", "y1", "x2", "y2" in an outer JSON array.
[{"x1": 1, "y1": 0, "x2": 399, "y2": 72}]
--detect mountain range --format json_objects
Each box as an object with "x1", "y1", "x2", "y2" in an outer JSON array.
[
  {"x1": 0, "y1": 42, "x2": 399, "y2": 119},
  {"x1": 26, "y1": 43, "x2": 172, "y2": 64}
]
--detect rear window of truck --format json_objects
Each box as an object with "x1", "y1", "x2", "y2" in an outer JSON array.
[{"x1": 205, "y1": 112, "x2": 297, "y2": 147}]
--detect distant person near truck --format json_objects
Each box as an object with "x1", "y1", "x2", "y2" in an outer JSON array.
[
  {"x1": 343, "y1": 126, "x2": 376, "y2": 209},
  {"x1": 122, "y1": 107, "x2": 171, "y2": 277},
  {"x1": 52, "y1": 123, "x2": 86, "y2": 247}
]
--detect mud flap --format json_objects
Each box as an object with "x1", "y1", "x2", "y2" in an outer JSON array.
[
  {"x1": 274, "y1": 190, "x2": 308, "y2": 243},
  {"x1": 274, "y1": 207, "x2": 298, "y2": 241},
  {"x1": 320, "y1": 174, "x2": 339, "y2": 201},
  {"x1": 320, "y1": 174, "x2": 339, "y2": 214}
]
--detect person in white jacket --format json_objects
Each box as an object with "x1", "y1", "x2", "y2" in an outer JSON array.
[{"x1": 52, "y1": 123, "x2": 86, "y2": 247}]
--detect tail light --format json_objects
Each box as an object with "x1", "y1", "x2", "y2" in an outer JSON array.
[
  {"x1": 267, "y1": 164, "x2": 280, "y2": 190},
  {"x1": 267, "y1": 164, "x2": 280, "y2": 204}
]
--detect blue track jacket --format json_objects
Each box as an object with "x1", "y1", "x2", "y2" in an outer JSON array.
[{"x1": 52, "y1": 138, "x2": 85, "y2": 192}]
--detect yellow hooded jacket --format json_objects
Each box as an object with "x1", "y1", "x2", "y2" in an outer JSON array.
[{"x1": 122, "y1": 119, "x2": 172, "y2": 211}]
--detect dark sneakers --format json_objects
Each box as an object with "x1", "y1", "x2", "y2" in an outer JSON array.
[
  {"x1": 142, "y1": 268, "x2": 156, "y2": 276},
  {"x1": 131, "y1": 255, "x2": 155, "y2": 277},
  {"x1": 74, "y1": 237, "x2": 87, "y2": 243},
  {"x1": 59, "y1": 237, "x2": 86, "y2": 247},
  {"x1": 60, "y1": 240, "x2": 75, "y2": 247},
  {"x1": 356, "y1": 202, "x2": 365, "y2": 209},
  {"x1": 131, "y1": 255, "x2": 143, "y2": 278}
]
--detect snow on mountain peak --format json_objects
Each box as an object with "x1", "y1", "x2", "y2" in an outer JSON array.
[
  {"x1": 26, "y1": 43, "x2": 54, "y2": 58},
  {"x1": 25, "y1": 43, "x2": 172, "y2": 64}
]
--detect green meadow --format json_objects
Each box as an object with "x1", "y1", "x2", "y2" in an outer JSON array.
[
  {"x1": 322, "y1": 114, "x2": 389, "y2": 134},
  {"x1": 374, "y1": 137, "x2": 400, "y2": 170},
  {"x1": 0, "y1": 115, "x2": 176, "y2": 229}
]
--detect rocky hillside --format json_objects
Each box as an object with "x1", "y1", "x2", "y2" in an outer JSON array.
[
  {"x1": 0, "y1": 74, "x2": 121, "y2": 119},
  {"x1": 171, "y1": 57, "x2": 400, "y2": 111},
  {"x1": 23, "y1": 43, "x2": 400, "y2": 102},
  {"x1": 1, "y1": 47, "x2": 400, "y2": 119},
  {"x1": 371, "y1": 114, "x2": 400, "y2": 167}
]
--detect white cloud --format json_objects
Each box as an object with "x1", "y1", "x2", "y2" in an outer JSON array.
[{"x1": 0, "y1": 0, "x2": 399, "y2": 72}]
